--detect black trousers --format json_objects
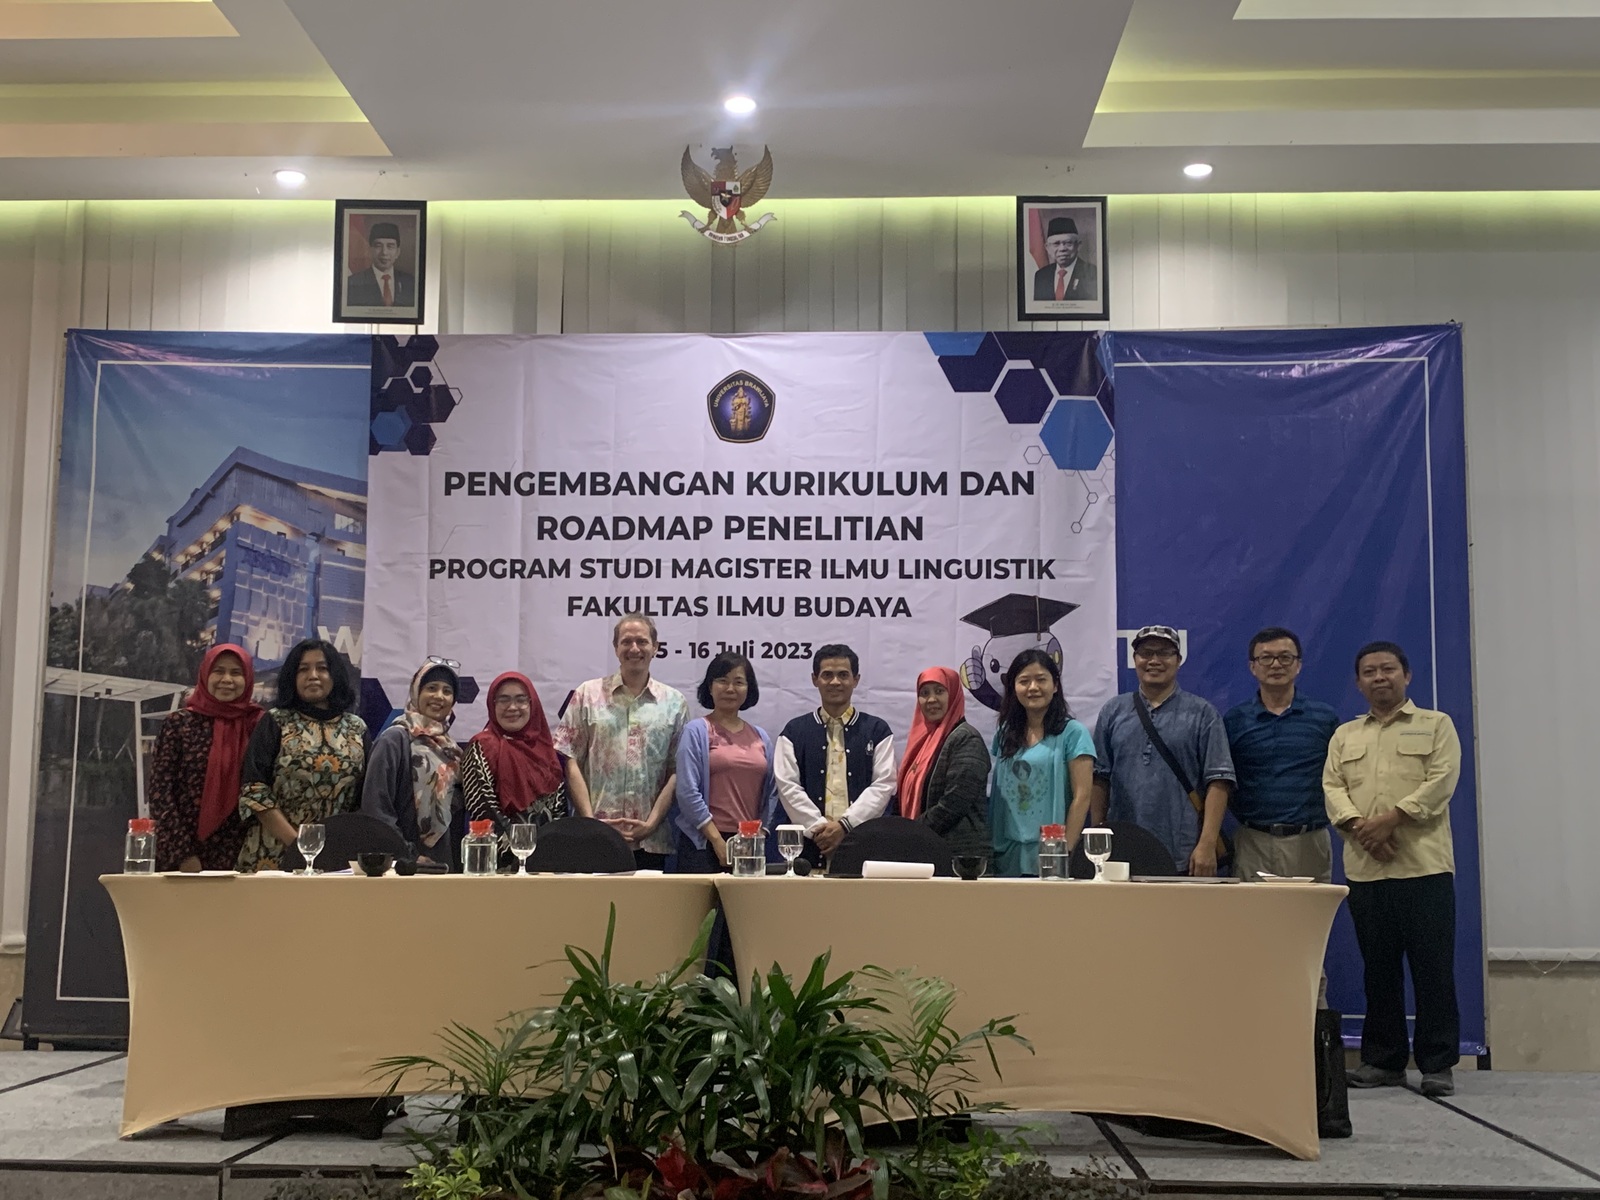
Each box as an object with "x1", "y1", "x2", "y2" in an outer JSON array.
[
  {"x1": 673, "y1": 833, "x2": 737, "y2": 981},
  {"x1": 1346, "y1": 872, "x2": 1460, "y2": 1074}
]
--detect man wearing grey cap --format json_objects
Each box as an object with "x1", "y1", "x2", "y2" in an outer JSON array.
[
  {"x1": 1032, "y1": 216, "x2": 1099, "y2": 303},
  {"x1": 1091, "y1": 625, "x2": 1234, "y2": 875},
  {"x1": 347, "y1": 221, "x2": 416, "y2": 308}
]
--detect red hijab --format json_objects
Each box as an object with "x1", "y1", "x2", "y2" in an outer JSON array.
[
  {"x1": 468, "y1": 672, "x2": 564, "y2": 812},
  {"x1": 896, "y1": 666, "x2": 966, "y2": 820},
  {"x1": 185, "y1": 644, "x2": 264, "y2": 841}
]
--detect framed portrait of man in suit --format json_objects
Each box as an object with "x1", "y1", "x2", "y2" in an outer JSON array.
[
  {"x1": 1016, "y1": 196, "x2": 1109, "y2": 323},
  {"x1": 332, "y1": 199, "x2": 427, "y2": 325}
]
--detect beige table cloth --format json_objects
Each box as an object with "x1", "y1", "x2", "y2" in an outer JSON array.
[
  {"x1": 716, "y1": 877, "x2": 1346, "y2": 1161},
  {"x1": 103, "y1": 873, "x2": 716, "y2": 1136}
]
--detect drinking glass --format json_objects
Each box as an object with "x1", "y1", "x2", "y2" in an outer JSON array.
[
  {"x1": 1082, "y1": 827, "x2": 1114, "y2": 881},
  {"x1": 510, "y1": 822, "x2": 537, "y2": 874},
  {"x1": 297, "y1": 822, "x2": 326, "y2": 876},
  {"x1": 776, "y1": 825, "x2": 805, "y2": 875}
]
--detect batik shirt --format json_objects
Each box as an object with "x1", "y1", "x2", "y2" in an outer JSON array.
[
  {"x1": 236, "y1": 707, "x2": 367, "y2": 872},
  {"x1": 553, "y1": 673, "x2": 688, "y2": 856}
]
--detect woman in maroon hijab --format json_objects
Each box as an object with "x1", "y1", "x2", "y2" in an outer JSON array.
[
  {"x1": 460, "y1": 671, "x2": 567, "y2": 865},
  {"x1": 147, "y1": 644, "x2": 264, "y2": 871}
]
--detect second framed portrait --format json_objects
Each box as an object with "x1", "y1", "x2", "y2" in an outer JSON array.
[
  {"x1": 1016, "y1": 196, "x2": 1109, "y2": 323},
  {"x1": 333, "y1": 199, "x2": 427, "y2": 325}
]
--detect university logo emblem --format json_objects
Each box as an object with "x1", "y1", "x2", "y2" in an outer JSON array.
[
  {"x1": 679, "y1": 145, "x2": 776, "y2": 244},
  {"x1": 707, "y1": 371, "x2": 776, "y2": 443}
]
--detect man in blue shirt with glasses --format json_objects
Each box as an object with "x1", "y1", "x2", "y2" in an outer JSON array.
[{"x1": 1224, "y1": 627, "x2": 1340, "y2": 886}]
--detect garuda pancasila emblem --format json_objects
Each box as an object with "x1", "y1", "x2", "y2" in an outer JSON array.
[{"x1": 679, "y1": 145, "x2": 776, "y2": 244}]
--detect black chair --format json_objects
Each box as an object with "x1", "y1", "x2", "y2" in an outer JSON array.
[
  {"x1": 279, "y1": 811, "x2": 410, "y2": 872},
  {"x1": 828, "y1": 816, "x2": 957, "y2": 878},
  {"x1": 526, "y1": 816, "x2": 635, "y2": 873},
  {"x1": 1067, "y1": 820, "x2": 1177, "y2": 879}
]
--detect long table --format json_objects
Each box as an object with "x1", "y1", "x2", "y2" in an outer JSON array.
[
  {"x1": 106, "y1": 873, "x2": 1343, "y2": 1159},
  {"x1": 102, "y1": 874, "x2": 717, "y2": 1136},
  {"x1": 717, "y1": 877, "x2": 1345, "y2": 1161}
]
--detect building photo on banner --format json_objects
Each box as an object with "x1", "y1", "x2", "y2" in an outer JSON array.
[{"x1": 22, "y1": 331, "x2": 371, "y2": 1044}]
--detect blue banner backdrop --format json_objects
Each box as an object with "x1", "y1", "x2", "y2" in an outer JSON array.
[
  {"x1": 1109, "y1": 326, "x2": 1483, "y2": 1054},
  {"x1": 32, "y1": 325, "x2": 1481, "y2": 1058}
]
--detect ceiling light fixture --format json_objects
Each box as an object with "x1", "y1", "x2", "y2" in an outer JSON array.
[
  {"x1": 723, "y1": 95, "x2": 757, "y2": 116},
  {"x1": 1183, "y1": 162, "x2": 1213, "y2": 180},
  {"x1": 275, "y1": 169, "x2": 307, "y2": 188}
]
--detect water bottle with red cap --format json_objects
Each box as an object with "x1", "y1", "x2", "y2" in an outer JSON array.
[
  {"x1": 462, "y1": 819, "x2": 497, "y2": 876},
  {"x1": 729, "y1": 819, "x2": 765, "y2": 877},
  {"x1": 1038, "y1": 823, "x2": 1068, "y2": 880},
  {"x1": 125, "y1": 818, "x2": 156, "y2": 874}
]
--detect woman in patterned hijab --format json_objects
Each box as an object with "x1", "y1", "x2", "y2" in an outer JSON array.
[{"x1": 361, "y1": 659, "x2": 463, "y2": 867}]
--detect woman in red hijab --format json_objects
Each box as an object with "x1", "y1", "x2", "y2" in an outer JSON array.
[
  {"x1": 460, "y1": 672, "x2": 567, "y2": 866},
  {"x1": 896, "y1": 666, "x2": 992, "y2": 859},
  {"x1": 147, "y1": 644, "x2": 264, "y2": 871}
]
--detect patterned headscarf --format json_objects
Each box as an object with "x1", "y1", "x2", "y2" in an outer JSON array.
[
  {"x1": 186, "y1": 644, "x2": 264, "y2": 840},
  {"x1": 896, "y1": 666, "x2": 966, "y2": 820},
  {"x1": 399, "y1": 661, "x2": 462, "y2": 847}
]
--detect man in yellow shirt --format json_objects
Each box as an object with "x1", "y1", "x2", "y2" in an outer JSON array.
[{"x1": 1324, "y1": 641, "x2": 1462, "y2": 1098}]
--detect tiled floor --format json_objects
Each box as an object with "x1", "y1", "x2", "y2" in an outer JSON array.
[{"x1": 0, "y1": 1056, "x2": 1593, "y2": 1197}]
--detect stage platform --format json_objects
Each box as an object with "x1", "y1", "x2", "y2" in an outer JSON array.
[{"x1": 0, "y1": 1053, "x2": 1595, "y2": 1198}]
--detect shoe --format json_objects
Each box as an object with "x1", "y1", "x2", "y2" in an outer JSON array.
[
  {"x1": 1346, "y1": 1063, "x2": 1405, "y2": 1088},
  {"x1": 1419, "y1": 1069, "x2": 1455, "y2": 1097}
]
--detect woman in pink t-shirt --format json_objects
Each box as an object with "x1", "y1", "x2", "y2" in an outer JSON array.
[{"x1": 672, "y1": 652, "x2": 780, "y2": 871}]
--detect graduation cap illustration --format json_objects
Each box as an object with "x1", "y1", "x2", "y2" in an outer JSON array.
[{"x1": 959, "y1": 593, "x2": 1079, "y2": 712}]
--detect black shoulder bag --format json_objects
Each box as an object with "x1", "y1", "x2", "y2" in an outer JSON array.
[{"x1": 1130, "y1": 693, "x2": 1230, "y2": 869}]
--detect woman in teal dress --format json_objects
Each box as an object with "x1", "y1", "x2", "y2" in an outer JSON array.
[{"x1": 990, "y1": 649, "x2": 1097, "y2": 876}]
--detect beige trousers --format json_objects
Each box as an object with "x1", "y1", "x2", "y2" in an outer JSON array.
[
  {"x1": 1234, "y1": 825, "x2": 1333, "y2": 884},
  {"x1": 1235, "y1": 825, "x2": 1333, "y2": 1007}
]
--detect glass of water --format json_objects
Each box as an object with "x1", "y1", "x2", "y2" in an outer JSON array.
[
  {"x1": 776, "y1": 824, "x2": 805, "y2": 875},
  {"x1": 297, "y1": 822, "x2": 326, "y2": 876},
  {"x1": 1082, "y1": 827, "x2": 1114, "y2": 881},
  {"x1": 510, "y1": 822, "x2": 537, "y2": 874}
]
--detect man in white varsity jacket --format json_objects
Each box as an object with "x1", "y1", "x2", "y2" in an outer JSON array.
[{"x1": 774, "y1": 643, "x2": 897, "y2": 864}]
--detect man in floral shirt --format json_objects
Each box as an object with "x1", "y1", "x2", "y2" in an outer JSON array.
[{"x1": 555, "y1": 614, "x2": 688, "y2": 869}]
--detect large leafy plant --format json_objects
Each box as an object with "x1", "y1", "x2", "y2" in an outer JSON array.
[{"x1": 381, "y1": 906, "x2": 1031, "y2": 1200}]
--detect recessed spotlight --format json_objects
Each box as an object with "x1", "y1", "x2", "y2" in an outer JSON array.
[
  {"x1": 1183, "y1": 162, "x2": 1213, "y2": 180},
  {"x1": 274, "y1": 169, "x2": 307, "y2": 188},
  {"x1": 723, "y1": 95, "x2": 757, "y2": 116}
]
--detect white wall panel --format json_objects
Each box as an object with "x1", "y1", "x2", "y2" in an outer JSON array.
[{"x1": 0, "y1": 194, "x2": 1597, "y2": 956}]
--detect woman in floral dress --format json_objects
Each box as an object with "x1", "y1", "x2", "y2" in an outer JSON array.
[
  {"x1": 148, "y1": 643, "x2": 264, "y2": 871},
  {"x1": 236, "y1": 638, "x2": 366, "y2": 872}
]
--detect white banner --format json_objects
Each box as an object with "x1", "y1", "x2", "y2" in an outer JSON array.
[{"x1": 365, "y1": 333, "x2": 1116, "y2": 752}]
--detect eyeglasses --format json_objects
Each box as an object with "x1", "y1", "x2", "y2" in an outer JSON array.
[
  {"x1": 493, "y1": 695, "x2": 531, "y2": 709},
  {"x1": 1133, "y1": 647, "x2": 1177, "y2": 661},
  {"x1": 426, "y1": 655, "x2": 461, "y2": 669},
  {"x1": 1251, "y1": 653, "x2": 1300, "y2": 667}
]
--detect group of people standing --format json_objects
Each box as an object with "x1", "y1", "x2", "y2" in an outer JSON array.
[{"x1": 147, "y1": 613, "x2": 1464, "y2": 1098}]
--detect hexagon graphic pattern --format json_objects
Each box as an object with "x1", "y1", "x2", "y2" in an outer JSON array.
[
  {"x1": 1039, "y1": 399, "x2": 1113, "y2": 470},
  {"x1": 371, "y1": 408, "x2": 413, "y2": 451},
  {"x1": 935, "y1": 332, "x2": 1008, "y2": 393},
  {"x1": 370, "y1": 334, "x2": 460, "y2": 456},
  {"x1": 994, "y1": 366, "x2": 1053, "y2": 424}
]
